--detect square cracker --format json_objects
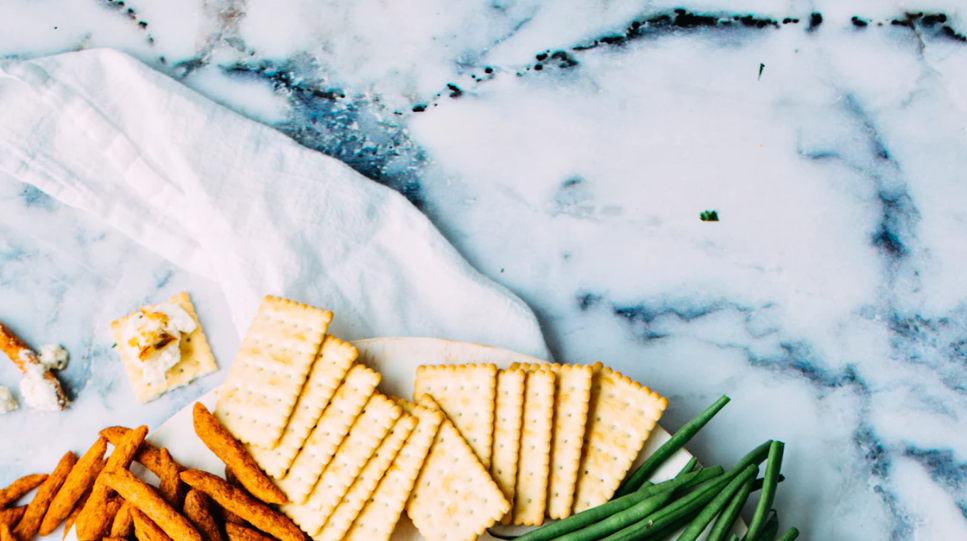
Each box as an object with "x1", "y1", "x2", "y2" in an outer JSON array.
[
  {"x1": 277, "y1": 364, "x2": 380, "y2": 504},
  {"x1": 283, "y1": 393, "x2": 402, "y2": 536},
  {"x1": 315, "y1": 413, "x2": 417, "y2": 541},
  {"x1": 343, "y1": 399, "x2": 443, "y2": 541},
  {"x1": 248, "y1": 336, "x2": 357, "y2": 478},
  {"x1": 513, "y1": 369, "x2": 555, "y2": 526},
  {"x1": 511, "y1": 363, "x2": 593, "y2": 519},
  {"x1": 572, "y1": 363, "x2": 667, "y2": 513},
  {"x1": 405, "y1": 394, "x2": 510, "y2": 541},
  {"x1": 111, "y1": 292, "x2": 218, "y2": 404},
  {"x1": 215, "y1": 296, "x2": 333, "y2": 448},
  {"x1": 414, "y1": 363, "x2": 497, "y2": 468},
  {"x1": 490, "y1": 369, "x2": 525, "y2": 524}
]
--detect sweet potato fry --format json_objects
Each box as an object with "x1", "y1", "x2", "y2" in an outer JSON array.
[
  {"x1": 111, "y1": 500, "x2": 135, "y2": 539},
  {"x1": 0, "y1": 506, "x2": 24, "y2": 530},
  {"x1": 217, "y1": 505, "x2": 246, "y2": 527},
  {"x1": 99, "y1": 427, "x2": 184, "y2": 477},
  {"x1": 179, "y1": 470, "x2": 301, "y2": 541},
  {"x1": 158, "y1": 448, "x2": 185, "y2": 511},
  {"x1": 192, "y1": 404, "x2": 286, "y2": 505},
  {"x1": 183, "y1": 489, "x2": 225, "y2": 541},
  {"x1": 40, "y1": 437, "x2": 108, "y2": 536},
  {"x1": 75, "y1": 425, "x2": 148, "y2": 541},
  {"x1": 101, "y1": 469, "x2": 201, "y2": 541},
  {"x1": 0, "y1": 522, "x2": 13, "y2": 541},
  {"x1": 225, "y1": 523, "x2": 273, "y2": 541},
  {"x1": 132, "y1": 508, "x2": 174, "y2": 541},
  {"x1": 0, "y1": 473, "x2": 47, "y2": 508},
  {"x1": 103, "y1": 537, "x2": 130, "y2": 541},
  {"x1": 62, "y1": 487, "x2": 92, "y2": 540},
  {"x1": 14, "y1": 451, "x2": 76, "y2": 540}
]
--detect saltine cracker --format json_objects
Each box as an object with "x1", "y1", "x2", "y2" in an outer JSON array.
[
  {"x1": 343, "y1": 399, "x2": 443, "y2": 541},
  {"x1": 572, "y1": 363, "x2": 667, "y2": 512},
  {"x1": 248, "y1": 336, "x2": 357, "y2": 478},
  {"x1": 414, "y1": 363, "x2": 497, "y2": 468},
  {"x1": 405, "y1": 395, "x2": 510, "y2": 541},
  {"x1": 511, "y1": 362, "x2": 593, "y2": 519},
  {"x1": 490, "y1": 369, "x2": 525, "y2": 524},
  {"x1": 283, "y1": 393, "x2": 401, "y2": 536},
  {"x1": 111, "y1": 292, "x2": 218, "y2": 404},
  {"x1": 215, "y1": 296, "x2": 333, "y2": 448},
  {"x1": 512, "y1": 369, "x2": 555, "y2": 526},
  {"x1": 315, "y1": 413, "x2": 417, "y2": 541},
  {"x1": 277, "y1": 364, "x2": 380, "y2": 503}
]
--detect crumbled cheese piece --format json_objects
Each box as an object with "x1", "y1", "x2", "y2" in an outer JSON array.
[
  {"x1": 123, "y1": 302, "x2": 197, "y2": 387},
  {"x1": 0, "y1": 386, "x2": 17, "y2": 414},
  {"x1": 38, "y1": 344, "x2": 69, "y2": 371},
  {"x1": 19, "y1": 364, "x2": 61, "y2": 411}
]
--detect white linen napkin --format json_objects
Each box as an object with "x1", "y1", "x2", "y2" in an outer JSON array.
[{"x1": 0, "y1": 48, "x2": 549, "y2": 360}]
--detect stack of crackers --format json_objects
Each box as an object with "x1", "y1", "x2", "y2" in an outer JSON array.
[
  {"x1": 214, "y1": 297, "x2": 509, "y2": 541},
  {"x1": 214, "y1": 295, "x2": 667, "y2": 541},
  {"x1": 415, "y1": 361, "x2": 668, "y2": 529}
]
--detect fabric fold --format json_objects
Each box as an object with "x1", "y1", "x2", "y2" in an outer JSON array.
[{"x1": 0, "y1": 48, "x2": 548, "y2": 360}]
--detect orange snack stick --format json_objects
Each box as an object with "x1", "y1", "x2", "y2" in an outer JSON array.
[
  {"x1": 75, "y1": 426, "x2": 149, "y2": 541},
  {"x1": 0, "y1": 506, "x2": 25, "y2": 529},
  {"x1": 99, "y1": 427, "x2": 183, "y2": 477},
  {"x1": 132, "y1": 508, "x2": 174, "y2": 541},
  {"x1": 13, "y1": 451, "x2": 76, "y2": 540},
  {"x1": 0, "y1": 523, "x2": 14, "y2": 541},
  {"x1": 111, "y1": 500, "x2": 135, "y2": 538},
  {"x1": 101, "y1": 469, "x2": 201, "y2": 541},
  {"x1": 179, "y1": 470, "x2": 301, "y2": 541},
  {"x1": 183, "y1": 490, "x2": 225, "y2": 541},
  {"x1": 192, "y1": 403, "x2": 286, "y2": 505},
  {"x1": 62, "y1": 487, "x2": 92, "y2": 540},
  {"x1": 40, "y1": 437, "x2": 109, "y2": 535},
  {"x1": 158, "y1": 448, "x2": 185, "y2": 511},
  {"x1": 0, "y1": 473, "x2": 48, "y2": 508},
  {"x1": 225, "y1": 523, "x2": 273, "y2": 541}
]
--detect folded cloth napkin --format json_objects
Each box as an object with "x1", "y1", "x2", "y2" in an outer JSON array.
[{"x1": 0, "y1": 48, "x2": 549, "y2": 359}]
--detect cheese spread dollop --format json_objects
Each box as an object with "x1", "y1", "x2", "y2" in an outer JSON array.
[
  {"x1": 38, "y1": 343, "x2": 69, "y2": 371},
  {"x1": 0, "y1": 385, "x2": 17, "y2": 414},
  {"x1": 124, "y1": 302, "x2": 197, "y2": 387},
  {"x1": 19, "y1": 363, "x2": 62, "y2": 411}
]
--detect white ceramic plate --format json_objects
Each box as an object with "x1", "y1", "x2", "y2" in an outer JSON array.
[{"x1": 65, "y1": 337, "x2": 743, "y2": 541}]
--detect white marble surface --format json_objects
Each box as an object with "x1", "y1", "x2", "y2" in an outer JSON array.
[{"x1": 2, "y1": 1, "x2": 967, "y2": 539}]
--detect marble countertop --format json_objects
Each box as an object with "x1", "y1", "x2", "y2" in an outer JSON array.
[{"x1": 2, "y1": 1, "x2": 967, "y2": 539}]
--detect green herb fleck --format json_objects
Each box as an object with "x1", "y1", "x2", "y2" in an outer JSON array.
[
  {"x1": 700, "y1": 210, "x2": 719, "y2": 222},
  {"x1": 758, "y1": 63, "x2": 765, "y2": 80},
  {"x1": 111, "y1": 343, "x2": 117, "y2": 348}
]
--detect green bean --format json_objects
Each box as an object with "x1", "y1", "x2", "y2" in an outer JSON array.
[
  {"x1": 511, "y1": 461, "x2": 693, "y2": 541},
  {"x1": 679, "y1": 466, "x2": 724, "y2": 490},
  {"x1": 633, "y1": 509, "x2": 700, "y2": 541},
  {"x1": 674, "y1": 465, "x2": 760, "y2": 541},
  {"x1": 705, "y1": 474, "x2": 754, "y2": 541},
  {"x1": 744, "y1": 442, "x2": 784, "y2": 540},
  {"x1": 600, "y1": 464, "x2": 758, "y2": 541},
  {"x1": 749, "y1": 512, "x2": 779, "y2": 541},
  {"x1": 775, "y1": 527, "x2": 799, "y2": 541},
  {"x1": 549, "y1": 459, "x2": 714, "y2": 541},
  {"x1": 551, "y1": 491, "x2": 674, "y2": 541},
  {"x1": 616, "y1": 396, "x2": 731, "y2": 497},
  {"x1": 728, "y1": 535, "x2": 739, "y2": 541}
]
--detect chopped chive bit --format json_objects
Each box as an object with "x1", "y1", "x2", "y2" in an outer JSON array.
[{"x1": 700, "y1": 210, "x2": 719, "y2": 222}]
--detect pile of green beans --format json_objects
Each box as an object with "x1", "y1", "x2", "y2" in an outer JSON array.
[{"x1": 490, "y1": 396, "x2": 801, "y2": 541}]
